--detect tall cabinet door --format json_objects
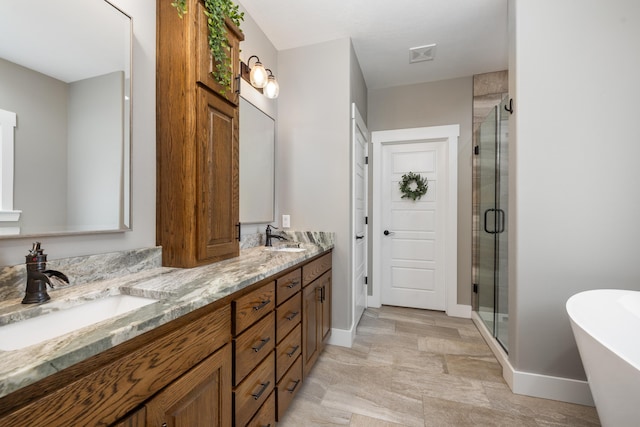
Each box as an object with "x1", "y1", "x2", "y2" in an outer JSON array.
[
  {"x1": 302, "y1": 283, "x2": 320, "y2": 376},
  {"x1": 196, "y1": 88, "x2": 240, "y2": 262},
  {"x1": 146, "y1": 345, "x2": 232, "y2": 427},
  {"x1": 320, "y1": 271, "x2": 332, "y2": 342}
]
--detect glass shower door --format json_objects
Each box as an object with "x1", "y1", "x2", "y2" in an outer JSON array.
[
  {"x1": 476, "y1": 96, "x2": 509, "y2": 352},
  {"x1": 477, "y1": 106, "x2": 497, "y2": 331}
]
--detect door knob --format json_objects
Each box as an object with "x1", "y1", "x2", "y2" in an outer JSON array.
[{"x1": 383, "y1": 230, "x2": 394, "y2": 236}]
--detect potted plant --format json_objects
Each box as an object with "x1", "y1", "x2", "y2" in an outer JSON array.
[{"x1": 172, "y1": 0, "x2": 244, "y2": 94}]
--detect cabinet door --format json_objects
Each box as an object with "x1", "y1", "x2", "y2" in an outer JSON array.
[
  {"x1": 196, "y1": 87, "x2": 239, "y2": 263},
  {"x1": 146, "y1": 344, "x2": 232, "y2": 427},
  {"x1": 302, "y1": 282, "x2": 320, "y2": 376},
  {"x1": 319, "y1": 271, "x2": 332, "y2": 343},
  {"x1": 195, "y1": 2, "x2": 242, "y2": 104}
]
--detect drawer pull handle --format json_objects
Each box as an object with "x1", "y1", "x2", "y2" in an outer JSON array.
[
  {"x1": 287, "y1": 345, "x2": 300, "y2": 357},
  {"x1": 252, "y1": 337, "x2": 271, "y2": 352},
  {"x1": 286, "y1": 379, "x2": 301, "y2": 393},
  {"x1": 253, "y1": 299, "x2": 271, "y2": 311},
  {"x1": 252, "y1": 381, "x2": 271, "y2": 400},
  {"x1": 285, "y1": 311, "x2": 300, "y2": 321},
  {"x1": 287, "y1": 280, "x2": 300, "y2": 289}
]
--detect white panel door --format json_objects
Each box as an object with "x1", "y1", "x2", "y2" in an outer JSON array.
[
  {"x1": 381, "y1": 140, "x2": 447, "y2": 310},
  {"x1": 352, "y1": 103, "x2": 368, "y2": 328}
]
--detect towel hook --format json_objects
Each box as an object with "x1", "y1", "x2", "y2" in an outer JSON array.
[{"x1": 504, "y1": 98, "x2": 514, "y2": 114}]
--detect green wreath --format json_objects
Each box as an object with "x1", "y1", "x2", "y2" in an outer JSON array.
[{"x1": 399, "y1": 172, "x2": 428, "y2": 201}]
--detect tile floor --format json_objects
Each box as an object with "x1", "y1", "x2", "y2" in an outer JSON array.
[{"x1": 278, "y1": 306, "x2": 600, "y2": 426}]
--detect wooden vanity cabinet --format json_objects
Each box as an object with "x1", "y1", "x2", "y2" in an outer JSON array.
[
  {"x1": 156, "y1": 0, "x2": 244, "y2": 268},
  {"x1": 302, "y1": 252, "x2": 333, "y2": 377},
  {"x1": 0, "y1": 303, "x2": 232, "y2": 427},
  {"x1": 0, "y1": 251, "x2": 332, "y2": 427}
]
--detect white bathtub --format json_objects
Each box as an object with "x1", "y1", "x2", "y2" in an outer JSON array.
[{"x1": 566, "y1": 289, "x2": 640, "y2": 427}]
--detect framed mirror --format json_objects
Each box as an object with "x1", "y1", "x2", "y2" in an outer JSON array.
[
  {"x1": 239, "y1": 97, "x2": 275, "y2": 224},
  {"x1": 0, "y1": 0, "x2": 131, "y2": 237}
]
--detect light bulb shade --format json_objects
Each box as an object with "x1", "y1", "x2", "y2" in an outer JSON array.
[
  {"x1": 264, "y1": 75, "x2": 279, "y2": 99},
  {"x1": 249, "y1": 62, "x2": 268, "y2": 88}
]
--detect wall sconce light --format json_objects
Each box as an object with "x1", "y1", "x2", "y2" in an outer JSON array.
[
  {"x1": 264, "y1": 69, "x2": 279, "y2": 99},
  {"x1": 241, "y1": 55, "x2": 279, "y2": 99},
  {"x1": 247, "y1": 55, "x2": 268, "y2": 88}
]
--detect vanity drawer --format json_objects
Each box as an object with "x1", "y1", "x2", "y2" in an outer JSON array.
[
  {"x1": 276, "y1": 293, "x2": 301, "y2": 343},
  {"x1": 276, "y1": 268, "x2": 301, "y2": 305},
  {"x1": 234, "y1": 312, "x2": 275, "y2": 386},
  {"x1": 276, "y1": 323, "x2": 302, "y2": 382},
  {"x1": 234, "y1": 352, "x2": 275, "y2": 427},
  {"x1": 233, "y1": 281, "x2": 275, "y2": 335},
  {"x1": 246, "y1": 390, "x2": 276, "y2": 427},
  {"x1": 302, "y1": 252, "x2": 332, "y2": 287},
  {"x1": 276, "y1": 355, "x2": 303, "y2": 421}
]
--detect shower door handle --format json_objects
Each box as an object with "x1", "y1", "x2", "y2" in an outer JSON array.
[
  {"x1": 496, "y1": 209, "x2": 505, "y2": 233},
  {"x1": 483, "y1": 209, "x2": 498, "y2": 234},
  {"x1": 484, "y1": 208, "x2": 506, "y2": 234}
]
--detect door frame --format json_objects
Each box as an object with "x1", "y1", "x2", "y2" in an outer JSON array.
[
  {"x1": 351, "y1": 103, "x2": 368, "y2": 330},
  {"x1": 371, "y1": 125, "x2": 461, "y2": 316}
]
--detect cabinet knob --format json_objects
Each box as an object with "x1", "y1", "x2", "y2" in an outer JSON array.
[
  {"x1": 286, "y1": 379, "x2": 301, "y2": 393},
  {"x1": 253, "y1": 299, "x2": 271, "y2": 311},
  {"x1": 252, "y1": 337, "x2": 271, "y2": 353},
  {"x1": 286, "y1": 345, "x2": 300, "y2": 357},
  {"x1": 251, "y1": 381, "x2": 271, "y2": 400},
  {"x1": 285, "y1": 311, "x2": 300, "y2": 321}
]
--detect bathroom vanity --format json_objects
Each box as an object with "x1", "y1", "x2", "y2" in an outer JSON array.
[{"x1": 0, "y1": 240, "x2": 333, "y2": 426}]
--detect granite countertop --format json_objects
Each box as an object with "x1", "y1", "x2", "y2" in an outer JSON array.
[{"x1": 0, "y1": 237, "x2": 333, "y2": 400}]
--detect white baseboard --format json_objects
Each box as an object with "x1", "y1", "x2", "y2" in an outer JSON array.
[
  {"x1": 447, "y1": 303, "x2": 471, "y2": 318},
  {"x1": 327, "y1": 326, "x2": 355, "y2": 348},
  {"x1": 471, "y1": 312, "x2": 594, "y2": 407},
  {"x1": 511, "y1": 370, "x2": 594, "y2": 406}
]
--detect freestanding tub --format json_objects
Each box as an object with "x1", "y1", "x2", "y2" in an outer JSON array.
[{"x1": 566, "y1": 289, "x2": 640, "y2": 427}]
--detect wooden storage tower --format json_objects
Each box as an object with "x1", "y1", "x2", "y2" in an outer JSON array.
[{"x1": 156, "y1": 0, "x2": 244, "y2": 267}]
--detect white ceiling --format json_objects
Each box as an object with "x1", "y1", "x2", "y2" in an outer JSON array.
[{"x1": 237, "y1": 0, "x2": 509, "y2": 90}]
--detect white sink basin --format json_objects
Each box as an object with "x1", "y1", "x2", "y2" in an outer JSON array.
[
  {"x1": 0, "y1": 294, "x2": 158, "y2": 351},
  {"x1": 265, "y1": 247, "x2": 306, "y2": 253}
]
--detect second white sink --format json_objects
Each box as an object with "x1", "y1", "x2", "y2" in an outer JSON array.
[
  {"x1": 265, "y1": 247, "x2": 306, "y2": 253},
  {"x1": 0, "y1": 294, "x2": 158, "y2": 351}
]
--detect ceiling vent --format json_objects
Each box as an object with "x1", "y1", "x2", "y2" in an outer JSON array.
[{"x1": 409, "y1": 44, "x2": 437, "y2": 63}]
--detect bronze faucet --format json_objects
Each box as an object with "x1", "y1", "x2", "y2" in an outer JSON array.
[
  {"x1": 22, "y1": 242, "x2": 69, "y2": 304},
  {"x1": 265, "y1": 225, "x2": 288, "y2": 247}
]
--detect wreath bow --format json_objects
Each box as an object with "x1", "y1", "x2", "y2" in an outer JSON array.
[{"x1": 399, "y1": 172, "x2": 428, "y2": 201}]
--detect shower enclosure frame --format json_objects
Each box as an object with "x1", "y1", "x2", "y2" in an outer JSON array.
[{"x1": 472, "y1": 95, "x2": 509, "y2": 353}]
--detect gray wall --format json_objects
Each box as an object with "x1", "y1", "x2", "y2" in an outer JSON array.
[
  {"x1": 0, "y1": 58, "x2": 68, "y2": 231},
  {"x1": 509, "y1": 0, "x2": 640, "y2": 381},
  {"x1": 368, "y1": 77, "x2": 474, "y2": 306},
  {"x1": 67, "y1": 71, "x2": 123, "y2": 229},
  {"x1": 277, "y1": 38, "x2": 353, "y2": 330},
  {"x1": 0, "y1": 0, "x2": 156, "y2": 266}
]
